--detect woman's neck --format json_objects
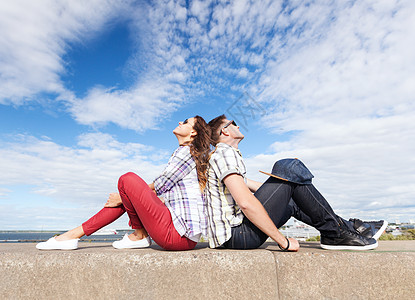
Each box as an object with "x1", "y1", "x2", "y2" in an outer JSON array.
[{"x1": 176, "y1": 135, "x2": 192, "y2": 146}]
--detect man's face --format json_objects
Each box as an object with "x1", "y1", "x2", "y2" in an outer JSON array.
[{"x1": 221, "y1": 119, "x2": 244, "y2": 140}]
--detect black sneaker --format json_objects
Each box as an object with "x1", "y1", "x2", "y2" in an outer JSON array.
[
  {"x1": 349, "y1": 218, "x2": 388, "y2": 240},
  {"x1": 320, "y1": 228, "x2": 378, "y2": 250}
]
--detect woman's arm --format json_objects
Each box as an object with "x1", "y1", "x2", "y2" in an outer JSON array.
[
  {"x1": 246, "y1": 178, "x2": 262, "y2": 193},
  {"x1": 149, "y1": 182, "x2": 164, "y2": 202}
]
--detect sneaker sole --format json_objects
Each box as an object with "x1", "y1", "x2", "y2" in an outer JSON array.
[
  {"x1": 320, "y1": 241, "x2": 378, "y2": 251},
  {"x1": 36, "y1": 240, "x2": 78, "y2": 250},
  {"x1": 36, "y1": 246, "x2": 78, "y2": 250},
  {"x1": 372, "y1": 220, "x2": 388, "y2": 240},
  {"x1": 112, "y1": 241, "x2": 151, "y2": 249},
  {"x1": 112, "y1": 245, "x2": 150, "y2": 249}
]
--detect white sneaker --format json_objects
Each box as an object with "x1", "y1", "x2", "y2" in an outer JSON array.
[
  {"x1": 36, "y1": 237, "x2": 79, "y2": 250},
  {"x1": 112, "y1": 233, "x2": 151, "y2": 249}
]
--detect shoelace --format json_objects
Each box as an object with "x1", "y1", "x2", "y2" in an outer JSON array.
[{"x1": 340, "y1": 227, "x2": 366, "y2": 240}]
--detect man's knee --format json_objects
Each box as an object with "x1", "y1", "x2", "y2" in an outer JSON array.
[{"x1": 270, "y1": 158, "x2": 314, "y2": 184}]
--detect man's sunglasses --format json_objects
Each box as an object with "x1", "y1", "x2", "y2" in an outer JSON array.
[
  {"x1": 220, "y1": 120, "x2": 237, "y2": 135},
  {"x1": 183, "y1": 119, "x2": 188, "y2": 124}
]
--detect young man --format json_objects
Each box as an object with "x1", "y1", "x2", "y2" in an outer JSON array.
[{"x1": 205, "y1": 115, "x2": 387, "y2": 251}]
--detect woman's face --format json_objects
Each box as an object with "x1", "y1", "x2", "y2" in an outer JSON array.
[{"x1": 173, "y1": 117, "x2": 197, "y2": 140}]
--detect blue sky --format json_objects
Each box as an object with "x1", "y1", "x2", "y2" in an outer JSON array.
[{"x1": 1, "y1": 0, "x2": 415, "y2": 230}]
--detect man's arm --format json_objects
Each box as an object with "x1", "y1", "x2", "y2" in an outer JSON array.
[
  {"x1": 223, "y1": 174, "x2": 299, "y2": 251},
  {"x1": 246, "y1": 178, "x2": 262, "y2": 193}
]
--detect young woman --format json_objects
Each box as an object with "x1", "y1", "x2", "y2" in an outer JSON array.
[{"x1": 36, "y1": 116, "x2": 211, "y2": 251}]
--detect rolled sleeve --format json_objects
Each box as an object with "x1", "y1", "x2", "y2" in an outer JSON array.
[
  {"x1": 211, "y1": 146, "x2": 246, "y2": 182},
  {"x1": 219, "y1": 169, "x2": 243, "y2": 181}
]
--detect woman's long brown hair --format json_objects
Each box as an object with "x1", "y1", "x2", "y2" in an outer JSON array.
[{"x1": 189, "y1": 115, "x2": 212, "y2": 191}]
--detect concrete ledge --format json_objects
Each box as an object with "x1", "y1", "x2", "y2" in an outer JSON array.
[
  {"x1": 268, "y1": 242, "x2": 415, "y2": 299},
  {"x1": 1, "y1": 241, "x2": 414, "y2": 300}
]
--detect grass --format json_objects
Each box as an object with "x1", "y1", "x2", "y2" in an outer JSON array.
[{"x1": 379, "y1": 229, "x2": 415, "y2": 240}]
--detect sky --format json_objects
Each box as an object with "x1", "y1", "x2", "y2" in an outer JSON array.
[{"x1": 1, "y1": 0, "x2": 414, "y2": 230}]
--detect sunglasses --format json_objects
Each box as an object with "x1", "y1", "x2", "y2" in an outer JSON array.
[
  {"x1": 183, "y1": 119, "x2": 188, "y2": 124},
  {"x1": 220, "y1": 120, "x2": 237, "y2": 135}
]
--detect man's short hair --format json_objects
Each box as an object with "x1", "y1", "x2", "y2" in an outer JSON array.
[{"x1": 208, "y1": 114, "x2": 227, "y2": 146}]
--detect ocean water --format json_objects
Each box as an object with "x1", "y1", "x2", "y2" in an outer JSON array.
[{"x1": 0, "y1": 230, "x2": 133, "y2": 243}]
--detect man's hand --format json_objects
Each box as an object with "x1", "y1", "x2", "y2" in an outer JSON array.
[{"x1": 104, "y1": 193, "x2": 123, "y2": 207}]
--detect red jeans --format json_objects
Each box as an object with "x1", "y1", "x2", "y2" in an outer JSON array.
[{"x1": 82, "y1": 172, "x2": 197, "y2": 251}]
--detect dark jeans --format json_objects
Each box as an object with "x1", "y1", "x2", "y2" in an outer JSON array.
[{"x1": 223, "y1": 176, "x2": 348, "y2": 249}]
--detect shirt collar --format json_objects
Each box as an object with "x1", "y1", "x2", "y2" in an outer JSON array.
[{"x1": 216, "y1": 142, "x2": 242, "y2": 157}]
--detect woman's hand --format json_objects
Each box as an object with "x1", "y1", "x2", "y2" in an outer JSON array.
[
  {"x1": 104, "y1": 193, "x2": 123, "y2": 207},
  {"x1": 287, "y1": 238, "x2": 300, "y2": 252}
]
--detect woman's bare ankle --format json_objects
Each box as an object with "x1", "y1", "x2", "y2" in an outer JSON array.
[
  {"x1": 55, "y1": 226, "x2": 84, "y2": 241},
  {"x1": 129, "y1": 229, "x2": 149, "y2": 241}
]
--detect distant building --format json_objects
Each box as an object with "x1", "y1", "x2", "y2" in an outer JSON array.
[{"x1": 279, "y1": 220, "x2": 319, "y2": 241}]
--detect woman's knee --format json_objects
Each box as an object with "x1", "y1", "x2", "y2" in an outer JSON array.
[
  {"x1": 118, "y1": 172, "x2": 145, "y2": 189},
  {"x1": 119, "y1": 171, "x2": 138, "y2": 182}
]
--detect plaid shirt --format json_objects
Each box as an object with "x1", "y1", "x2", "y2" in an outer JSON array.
[
  {"x1": 153, "y1": 145, "x2": 207, "y2": 241},
  {"x1": 205, "y1": 143, "x2": 246, "y2": 248}
]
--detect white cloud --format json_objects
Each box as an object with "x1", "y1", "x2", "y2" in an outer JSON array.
[
  {"x1": 0, "y1": 187, "x2": 10, "y2": 198},
  {"x1": 67, "y1": 0, "x2": 200, "y2": 131},
  {"x1": 0, "y1": 132, "x2": 169, "y2": 229},
  {"x1": 239, "y1": 0, "x2": 415, "y2": 222},
  {"x1": 189, "y1": 0, "x2": 211, "y2": 25},
  {"x1": 237, "y1": 67, "x2": 249, "y2": 78},
  {"x1": 0, "y1": 203, "x2": 131, "y2": 230},
  {"x1": 0, "y1": 132, "x2": 166, "y2": 202},
  {"x1": 68, "y1": 82, "x2": 182, "y2": 131},
  {"x1": 1, "y1": 0, "x2": 415, "y2": 227},
  {"x1": 258, "y1": 0, "x2": 415, "y2": 125},
  {"x1": 0, "y1": 1, "x2": 291, "y2": 129},
  {"x1": 244, "y1": 124, "x2": 415, "y2": 222},
  {"x1": 0, "y1": 0, "x2": 193, "y2": 131},
  {"x1": 0, "y1": 0, "x2": 130, "y2": 104}
]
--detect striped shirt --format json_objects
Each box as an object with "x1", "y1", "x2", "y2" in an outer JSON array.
[
  {"x1": 153, "y1": 145, "x2": 207, "y2": 242},
  {"x1": 205, "y1": 143, "x2": 246, "y2": 248}
]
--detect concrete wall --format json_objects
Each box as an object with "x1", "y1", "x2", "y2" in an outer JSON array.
[{"x1": 1, "y1": 241, "x2": 414, "y2": 300}]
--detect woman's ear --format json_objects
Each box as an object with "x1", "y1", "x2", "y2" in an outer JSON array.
[{"x1": 190, "y1": 129, "x2": 197, "y2": 138}]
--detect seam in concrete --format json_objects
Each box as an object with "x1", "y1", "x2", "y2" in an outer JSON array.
[{"x1": 270, "y1": 249, "x2": 282, "y2": 300}]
